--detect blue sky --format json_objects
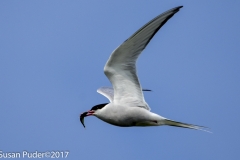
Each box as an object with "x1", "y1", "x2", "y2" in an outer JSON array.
[{"x1": 0, "y1": 1, "x2": 240, "y2": 159}]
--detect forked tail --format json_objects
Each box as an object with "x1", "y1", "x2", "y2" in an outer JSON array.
[{"x1": 164, "y1": 119, "x2": 211, "y2": 133}]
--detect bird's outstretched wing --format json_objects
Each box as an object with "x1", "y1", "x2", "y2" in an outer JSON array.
[
  {"x1": 97, "y1": 86, "x2": 152, "y2": 102},
  {"x1": 97, "y1": 87, "x2": 114, "y2": 102},
  {"x1": 104, "y1": 6, "x2": 183, "y2": 110}
]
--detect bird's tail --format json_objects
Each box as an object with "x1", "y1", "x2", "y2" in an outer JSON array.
[{"x1": 164, "y1": 119, "x2": 211, "y2": 133}]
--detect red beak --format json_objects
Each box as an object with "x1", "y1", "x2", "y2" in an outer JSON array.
[{"x1": 86, "y1": 110, "x2": 95, "y2": 116}]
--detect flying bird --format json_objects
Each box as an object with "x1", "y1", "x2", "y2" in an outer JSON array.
[{"x1": 80, "y1": 6, "x2": 209, "y2": 132}]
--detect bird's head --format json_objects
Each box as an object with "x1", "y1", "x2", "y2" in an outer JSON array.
[{"x1": 80, "y1": 103, "x2": 108, "y2": 128}]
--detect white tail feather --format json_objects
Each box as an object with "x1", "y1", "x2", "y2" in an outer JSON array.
[{"x1": 164, "y1": 119, "x2": 211, "y2": 133}]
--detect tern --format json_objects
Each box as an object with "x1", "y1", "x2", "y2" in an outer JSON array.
[{"x1": 80, "y1": 6, "x2": 209, "y2": 132}]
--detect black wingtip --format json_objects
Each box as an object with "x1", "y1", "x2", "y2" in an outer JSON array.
[
  {"x1": 173, "y1": 6, "x2": 183, "y2": 13},
  {"x1": 172, "y1": 6, "x2": 183, "y2": 12},
  {"x1": 176, "y1": 6, "x2": 183, "y2": 9},
  {"x1": 142, "y1": 89, "x2": 152, "y2": 92}
]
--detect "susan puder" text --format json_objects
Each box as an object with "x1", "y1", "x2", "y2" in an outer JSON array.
[{"x1": 0, "y1": 150, "x2": 69, "y2": 158}]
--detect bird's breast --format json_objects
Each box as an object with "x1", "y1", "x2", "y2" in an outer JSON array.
[{"x1": 95, "y1": 105, "x2": 157, "y2": 127}]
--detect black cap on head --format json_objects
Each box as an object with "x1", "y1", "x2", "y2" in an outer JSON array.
[{"x1": 90, "y1": 103, "x2": 108, "y2": 111}]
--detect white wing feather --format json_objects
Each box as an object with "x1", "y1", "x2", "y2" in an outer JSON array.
[
  {"x1": 97, "y1": 86, "x2": 152, "y2": 102},
  {"x1": 97, "y1": 87, "x2": 114, "y2": 102},
  {"x1": 104, "y1": 6, "x2": 183, "y2": 110}
]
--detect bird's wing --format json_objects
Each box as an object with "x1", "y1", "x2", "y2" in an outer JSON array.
[
  {"x1": 97, "y1": 87, "x2": 114, "y2": 102},
  {"x1": 104, "y1": 6, "x2": 183, "y2": 110},
  {"x1": 97, "y1": 86, "x2": 152, "y2": 102}
]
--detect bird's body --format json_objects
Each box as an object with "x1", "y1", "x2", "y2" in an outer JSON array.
[
  {"x1": 80, "y1": 6, "x2": 209, "y2": 132},
  {"x1": 95, "y1": 103, "x2": 165, "y2": 127}
]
